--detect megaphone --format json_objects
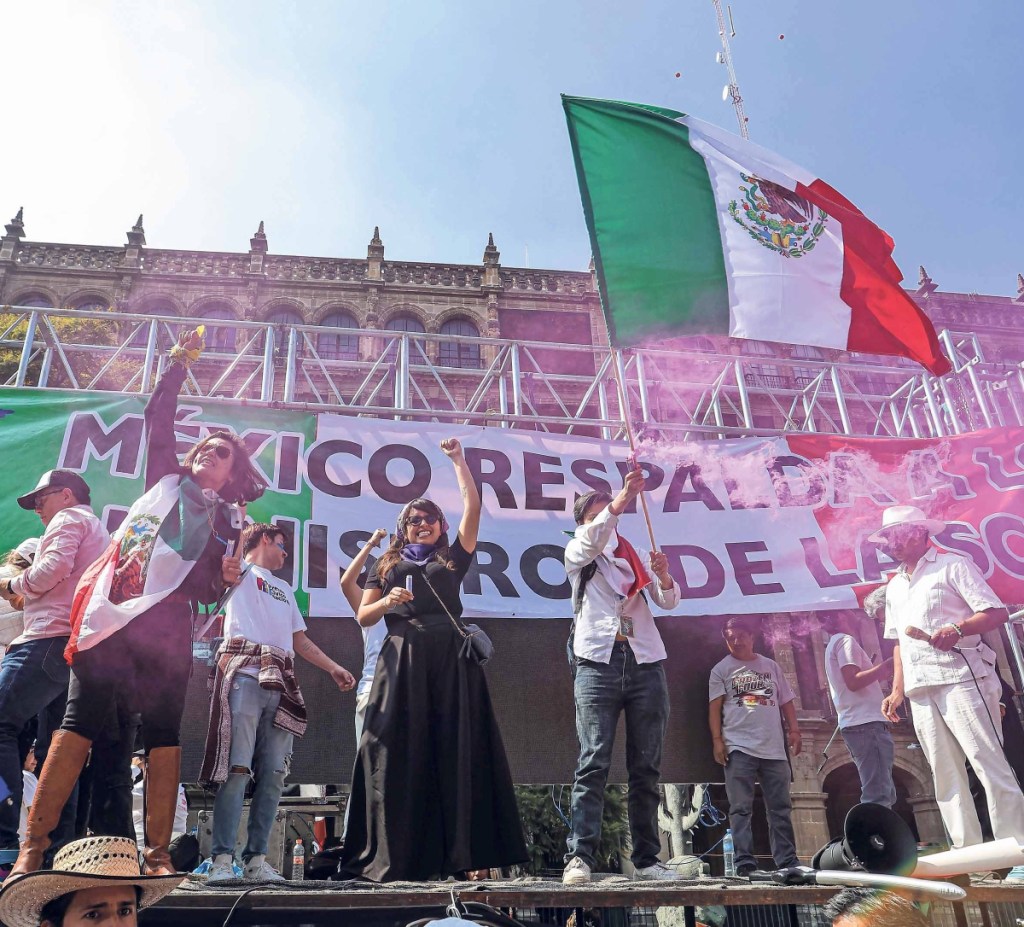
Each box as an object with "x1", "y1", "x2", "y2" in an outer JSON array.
[{"x1": 812, "y1": 802, "x2": 917, "y2": 875}]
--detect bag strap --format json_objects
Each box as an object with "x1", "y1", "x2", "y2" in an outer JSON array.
[
  {"x1": 572, "y1": 561, "x2": 599, "y2": 616},
  {"x1": 415, "y1": 567, "x2": 470, "y2": 640}
]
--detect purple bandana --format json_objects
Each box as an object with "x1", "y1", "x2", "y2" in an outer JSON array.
[{"x1": 399, "y1": 543, "x2": 439, "y2": 566}]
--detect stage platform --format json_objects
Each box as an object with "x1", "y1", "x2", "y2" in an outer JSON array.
[{"x1": 141, "y1": 874, "x2": 1024, "y2": 926}]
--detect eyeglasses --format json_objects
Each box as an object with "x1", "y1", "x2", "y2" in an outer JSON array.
[
  {"x1": 32, "y1": 488, "x2": 65, "y2": 509},
  {"x1": 405, "y1": 514, "x2": 439, "y2": 527},
  {"x1": 274, "y1": 541, "x2": 287, "y2": 552},
  {"x1": 204, "y1": 443, "x2": 233, "y2": 460}
]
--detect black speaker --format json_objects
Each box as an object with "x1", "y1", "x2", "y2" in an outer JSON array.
[{"x1": 812, "y1": 802, "x2": 917, "y2": 875}]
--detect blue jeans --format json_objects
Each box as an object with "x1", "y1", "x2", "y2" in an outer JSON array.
[
  {"x1": 211, "y1": 674, "x2": 294, "y2": 860},
  {"x1": 566, "y1": 641, "x2": 669, "y2": 869},
  {"x1": 0, "y1": 638, "x2": 78, "y2": 850},
  {"x1": 724, "y1": 749, "x2": 798, "y2": 872}
]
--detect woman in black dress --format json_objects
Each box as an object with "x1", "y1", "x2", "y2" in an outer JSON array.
[{"x1": 338, "y1": 438, "x2": 526, "y2": 882}]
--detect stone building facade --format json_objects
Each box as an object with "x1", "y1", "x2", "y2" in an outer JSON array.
[{"x1": 3, "y1": 207, "x2": 1023, "y2": 864}]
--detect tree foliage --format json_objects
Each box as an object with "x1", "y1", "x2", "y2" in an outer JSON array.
[
  {"x1": 0, "y1": 309, "x2": 142, "y2": 390},
  {"x1": 516, "y1": 785, "x2": 630, "y2": 875}
]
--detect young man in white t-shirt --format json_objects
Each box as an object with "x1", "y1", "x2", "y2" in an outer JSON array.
[
  {"x1": 821, "y1": 611, "x2": 896, "y2": 807},
  {"x1": 206, "y1": 524, "x2": 356, "y2": 883},
  {"x1": 708, "y1": 616, "x2": 801, "y2": 876}
]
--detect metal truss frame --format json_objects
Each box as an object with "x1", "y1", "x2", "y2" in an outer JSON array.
[{"x1": 2, "y1": 305, "x2": 1022, "y2": 440}]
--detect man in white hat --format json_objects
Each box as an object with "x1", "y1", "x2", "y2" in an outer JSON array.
[
  {"x1": 0, "y1": 471, "x2": 109, "y2": 873},
  {"x1": 874, "y1": 505, "x2": 1024, "y2": 872}
]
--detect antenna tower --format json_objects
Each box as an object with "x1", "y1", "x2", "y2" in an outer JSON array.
[{"x1": 712, "y1": 0, "x2": 749, "y2": 139}]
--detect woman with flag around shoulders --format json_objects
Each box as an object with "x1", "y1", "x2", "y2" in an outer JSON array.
[{"x1": 11, "y1": 328, "x2": 266, "y2": 879}]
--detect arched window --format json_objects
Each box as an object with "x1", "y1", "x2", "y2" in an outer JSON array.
[
  {"x1": 438, "y1": 318, "x2": 481, "y2": 368},
  {"x1": 69, "y1": 296, "x2": 110, "y2": 313},
  {"x1": 201, "y1": 305, "x2": 237, "y2": 352},
  {"x1": 677, "y1": 335, "x2": 717, "y2": 354},
  {"x1": 316, "y1": 312, "x2": 360, "y2": 361},
  {"x1": 14, "y1": 294, "x2": 53, "y2": 309},
  {"x1": 130, "y1": 299, "x2": 178, "y2": 347},
  {"x1": 387, "y1": 314, "x2": 425, "y2": 335},
  {"x1": 385, "y1": 314, "x2": 425, "y2": 361},
  {"x1": 266, "y1": 308, "x2": 304, "y2": 327},
  {"x1": 742, "y1": 340, "x2": 777, "y2": 357},
  {"x1": 265, "y1": 308, "x2": 305, "y2": 357}
]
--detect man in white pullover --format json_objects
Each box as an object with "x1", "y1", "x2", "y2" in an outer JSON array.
[{"x1": 562, "y1": 468, "x2": 681, "y2": 884}]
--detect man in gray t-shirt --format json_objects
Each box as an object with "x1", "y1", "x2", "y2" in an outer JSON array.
[{"x1": 708, "y1": 617, "x2": 801, "y2": 875}]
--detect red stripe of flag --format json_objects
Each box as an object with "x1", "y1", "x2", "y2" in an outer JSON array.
[
  {"x1": 796, "y1": 180, "x2": 951, "y2": 376},
  {"x1": 64, "y1": 538, "x2": 119, "y2": 665}
]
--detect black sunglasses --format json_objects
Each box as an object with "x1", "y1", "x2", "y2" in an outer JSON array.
[
  {"x1": 204, "y1": 443, "x2": 233, "y2": 460},
  {"x1": 406, "y1": 514, "x2": 440, "y2": 527}
]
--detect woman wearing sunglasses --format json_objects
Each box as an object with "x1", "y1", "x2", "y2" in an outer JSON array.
[
  {"x1": 12, "y1": 329, "x2": 266, "y2": 879},
  {"x1": 338, "y1": 437, "x2": 526, "y2": 882}
]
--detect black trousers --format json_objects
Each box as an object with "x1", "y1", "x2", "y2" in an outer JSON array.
[{"x1": 63, "y1": 600, "x2": 192, "y2": 751}]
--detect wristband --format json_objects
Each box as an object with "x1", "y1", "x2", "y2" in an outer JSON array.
[
  {"x1": 951, "y1": 623, "x2": 964, "y2": 639},
  {"x1": 169, "y1": 341, "x2": 204, "y2": 368}
]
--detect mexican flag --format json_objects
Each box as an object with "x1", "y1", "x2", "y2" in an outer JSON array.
[
  {"x1": 563, "y1": 95, "x2": 951, "y2": 376},
  {"x1": 66, "y1": 473, "x2": 219, "y2": 661}
]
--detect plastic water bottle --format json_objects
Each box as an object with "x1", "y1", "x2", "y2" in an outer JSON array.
[
  {"x1": 722, "y1": 829, "x2": 735, "y2": 877},
  {"x1": 291, "y1": 838, "x2": 305, "y2": 881}
]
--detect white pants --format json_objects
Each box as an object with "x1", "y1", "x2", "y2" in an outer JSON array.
[{"x1": 909, "y1": 672, "x2": 1024, "y2": 848}]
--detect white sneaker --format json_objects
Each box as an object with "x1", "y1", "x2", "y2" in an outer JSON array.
[
  {"x1": 562, "y1": 857, "x2": 592, "y2": 885},
  {"x1": 634, "y1": 861, "x2": 681, "y2": 881},
  {"x1": 207, "y1": 856, "x2": 237, "y2": 884},
  {"x1": 244, "y1": 856, "x2": 286, "y2": 883}
]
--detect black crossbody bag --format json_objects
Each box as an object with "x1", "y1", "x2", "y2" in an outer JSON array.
[{"x1": 417, "y1": 568, "x2": 494, "y2": 666}]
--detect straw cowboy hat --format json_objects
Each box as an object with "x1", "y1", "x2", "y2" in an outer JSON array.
[
  {"x1": 0, "y1": 836, "x2": 182, "y2": 927},
  {"x1": 868, "y1": 505, "x2": 946, "y2": 544}
]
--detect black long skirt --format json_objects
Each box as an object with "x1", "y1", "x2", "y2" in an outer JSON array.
[{"x1": 338, "y1": 614, "x2": 528, "y2": 882}]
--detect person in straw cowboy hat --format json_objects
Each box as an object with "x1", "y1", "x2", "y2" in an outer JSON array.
[
  {"x1": 873, "y1": 504, "x2": 1024, "y2": 878},
  {"x1": 0, "y1": 835, "x2": 181, "y2": 927}
]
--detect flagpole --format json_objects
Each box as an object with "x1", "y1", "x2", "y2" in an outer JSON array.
[{"x1": 610, "y1": 348, "x2": 659, "y2": 552}]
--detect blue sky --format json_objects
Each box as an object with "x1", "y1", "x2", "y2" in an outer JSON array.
[{"x1": 4, "y1": 0, "x2": 1021, "y2": 296}]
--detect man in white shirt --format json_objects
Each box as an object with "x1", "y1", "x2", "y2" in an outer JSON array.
[
  {"x1": 562, "y1": 469, "x2": 682, "y2": 885},
  {"x1": 821, "y1": 611, "x2": 896, "y2": 807},
  {"x1": 0, "y1": 470, "x2": 108, "y2": 864},
  {"x1": 202, "y1": 523, "x2": 356, "y2": 883},
  {"x1": 876, "y1": 505, "x2": 1024, "y2": 873}
]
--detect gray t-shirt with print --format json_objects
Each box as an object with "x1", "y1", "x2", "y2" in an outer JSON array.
[{"x1": 709, "y1": 653, "x2": 794, "y2": 761}]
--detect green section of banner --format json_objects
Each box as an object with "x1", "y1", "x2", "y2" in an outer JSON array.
[{"x1": 0, "y1": 387, "x2": 316, "y2": 613}]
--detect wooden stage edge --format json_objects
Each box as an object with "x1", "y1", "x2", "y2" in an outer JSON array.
[{"x1": 155, "y1": 877, "x2": 1024, "y2": 911}]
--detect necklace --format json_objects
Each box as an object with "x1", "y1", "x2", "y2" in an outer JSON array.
[{"x1": 200, "y1": 489, "x2": 232, "y2": 550}]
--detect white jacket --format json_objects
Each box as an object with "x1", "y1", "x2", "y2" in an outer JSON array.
[{"x1": 565, "y1": 506, "x2": 679, "y2": 664}]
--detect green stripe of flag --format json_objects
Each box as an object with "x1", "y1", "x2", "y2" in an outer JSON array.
[{"x1": 562, "y1": 95, "x2": 730, "y2": 347}]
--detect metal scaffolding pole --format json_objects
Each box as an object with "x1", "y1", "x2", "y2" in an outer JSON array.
[
  {"x1": 0, "y1": 305, "x2": 1020, "y2": 439},
  {"x1": 15, "y1": 311, "x2": 39, "y2": 388},
  {"x1": 260, "y1": 327, "x2": 275, "y2": 403}
]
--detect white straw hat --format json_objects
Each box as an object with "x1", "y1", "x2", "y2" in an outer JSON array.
[
  {"x1": 0, "y1": 836, "x2": 182, "y2": 927},
  {"x1": 868, "y1": 505, "x2": 945, "y2": 544}
]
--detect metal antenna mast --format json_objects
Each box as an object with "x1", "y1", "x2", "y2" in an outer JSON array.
[{"x1": 712, "y1": 0, "x2": 749, "y2": 139}]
